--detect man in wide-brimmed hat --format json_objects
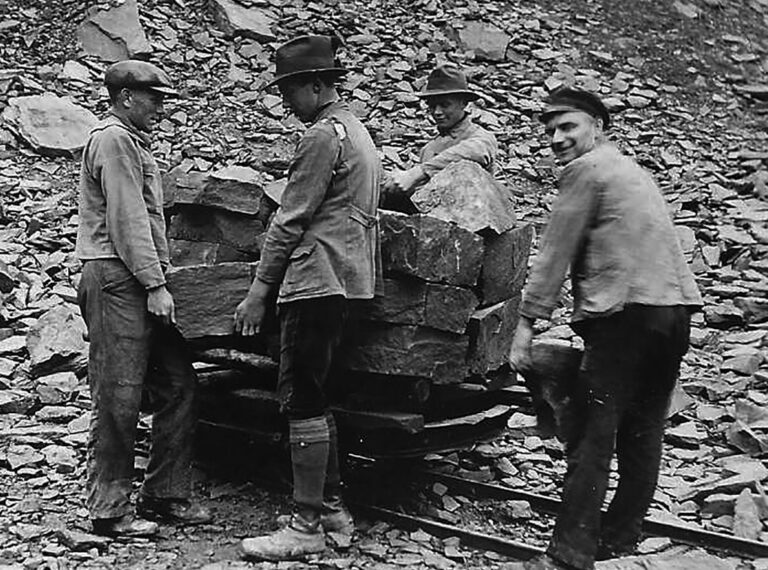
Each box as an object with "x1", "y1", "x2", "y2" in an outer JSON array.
[
  {"x1": 235, "y1": 35, "x2": 380, "y2": 561},
  {"x1": 508, "y1": 87, "x2": 701, "y2": 570},
  {"x1": 76, "y1": 60, "x2": 211, "y2": 538},
  {"x1": 383, "y1": 62, "x2": 498, "y2": 204}
]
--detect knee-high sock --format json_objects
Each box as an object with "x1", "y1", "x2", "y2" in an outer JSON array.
[{"x1": 289, "y1": 416, "x2": 330, "y2": 518}]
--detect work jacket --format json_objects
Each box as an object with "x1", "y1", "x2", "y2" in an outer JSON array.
[
  {"x1": 521, "y1": 143, "x2": 702, "y2": 322},
  {"x1": 256, "y1": 100, "x2": 381, "y2": 303},
  {"x1": 420, "y1": 114, "x2": 498, "y2": 177},
  {"x1": 75, "y1": 114, "x2": 168, "y2": 290}
]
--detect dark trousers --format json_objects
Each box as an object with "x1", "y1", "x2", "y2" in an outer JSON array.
[
  {"x1": 78, "y1": 259, "x2": 197, "y2": 520},
  {"x1": 276, "y1": 295, "x2": 348, "y2": 420},
  {"x1": 548, "y1": 305, "x2": 691, "y2": 570}
]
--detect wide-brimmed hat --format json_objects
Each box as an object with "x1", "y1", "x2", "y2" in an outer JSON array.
[
  {"x1": 417, "y1": 63, "x2": 479, "y2": 101},
  {"x1": 267, "y1": 35, "x2": 347, "y2": 88},
  {"x1": 104, "y1": 60, "x2": 178, "y2": 97},
  {"x1": 540, "y1": 87, "x2": 610, "y2": 129}
]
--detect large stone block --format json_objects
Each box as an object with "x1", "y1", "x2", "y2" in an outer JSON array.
[
  {"x1": 2, "y1": 95, "x2": 98, "y2": 158},
  {"x1": 411, "y1": 160, "x2": 516, "y2": 234},
  {"x1": 168, "y1": 239, "x2": 254, "y2": 266},
  {"x1": 479, "y1": 223, "x2": 534, "y2": 306},
  {"x1": 366, "y1": 278, "x2": 478, "y2": 334},
  {"x1": 77, "y1": 0, "x2": 152, "y2": 61},
  {"x1": 466, "y1": 295, "x2": 521, "y2": 375},
  {"x1": 168, "y1": 207, "x2": 265, "y2": 254},
  {"x1": 166, "y1": 263, "x2": 255, "y2": 338},
  {"x1": 343, "y1": 324, "x2": 469, "y2": 384},
  {"x1": 211, "y1": 0, "x2": 276, "y2": 42},
  {"x1": 380, "y1": 210, "x2": 484, "y2": 287},
  {"x1": 456, "y1": 21, "x2": 510, "y2": 62},
  {"x1": 171, "y1": 166, "x2": 264, "y2": 215}
]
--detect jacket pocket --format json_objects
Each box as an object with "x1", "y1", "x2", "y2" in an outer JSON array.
[{"x1": 284, "y1": 242, "x2": 317, "y2": 286}]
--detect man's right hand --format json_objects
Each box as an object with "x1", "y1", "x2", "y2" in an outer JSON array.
[
  {"x1": 508, "y1": 317, "x2": 535, "y2": 373},
  {"x1": 147, "y1": 285, "x2": 176, "y2": 327}
]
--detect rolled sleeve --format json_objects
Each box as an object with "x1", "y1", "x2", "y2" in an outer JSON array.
[
  {"x1": 256, "y1": 125, "x2": 340, "y2": 285},
  {"x1": 520, "y1": 158, "x2": 599, "y2": 320},
  {"x1": 95, "y1": 133, "x2": 166, "y2": 289},
  {"x1": 421, "y1": 132, "x2": 498, "y2": 177}
]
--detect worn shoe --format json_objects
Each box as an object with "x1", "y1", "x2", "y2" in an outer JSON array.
[
  {"x1": 137, "y1": 496, "x2": 212, "y2": 526},
  {"x1": 241, "y1": 516, "x2": 326, "y2": 561},
  {"x1": 92, "y1": 514, "x2": 158, "y2": 537},
  {"x1": 277, "y1": 508, "x2": 355, "y2": 535}
]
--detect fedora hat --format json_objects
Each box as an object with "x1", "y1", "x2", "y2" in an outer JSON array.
[
  {"x1": 267, "y1": 35, "x2": 347, "y2": 88},
  {"x1": 540, "y1": 87, "x2": 611, "y2": 129},
  {"x1": 417, "y1": 63, "x2": 479, "y2": 100}
]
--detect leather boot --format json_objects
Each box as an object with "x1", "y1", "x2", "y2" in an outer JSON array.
[
  {"x1": 322, "y1": 412, "x2": 354, "y2": 535},
  {"x1": 241, "y1": 512, "x2": 325, "y2": 561}
]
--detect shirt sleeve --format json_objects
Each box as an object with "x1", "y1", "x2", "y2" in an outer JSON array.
[
  {"x1": 256, "y1": 124, "x2": 340, "y2": 285},
  {"x1": 93, "y1": 130, "x2": 166, "y2": 289},
  {"x1": 420, "y1": 130, "x2": 498, "y2": 177},
  {"x1": 520, "y1": 157, "x2": 600, "y2": 320}
]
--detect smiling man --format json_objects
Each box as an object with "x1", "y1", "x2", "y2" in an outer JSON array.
[
  {"x1": 508, "y1": 88, "x2": 702, "y2": 570},
  {"x1": 235, "y1": 35, "x2": 380, "y2": 561},
  {"x1": 383, "y1": 63, "x2": 498, "y2": 204},
  {"x1": 76, "y1": 60, "x2": 211, "y2": 537}
]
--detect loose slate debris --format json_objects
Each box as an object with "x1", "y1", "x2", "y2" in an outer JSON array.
[
  {"x1": 211, "y1": 0, "x2": 276, "y2": 42},
  {"x1": 25, "y1": 304, "x2": 88, "y2": 378}
]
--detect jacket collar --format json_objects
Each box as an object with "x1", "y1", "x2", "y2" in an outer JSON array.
[
  {"x1": 96, "y1": 112, "x2": 152, "y2": 148},
  {"x1": 437, "y1": 113, "x2": 472, "y2": 137},
  {"x1": 311, "y1": 98, "x2": 344, "y2": 124}
]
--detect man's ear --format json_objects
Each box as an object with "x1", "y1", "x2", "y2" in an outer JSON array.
[{"x1": 119, "y1": 88, "x2": 132, "y2": 108}]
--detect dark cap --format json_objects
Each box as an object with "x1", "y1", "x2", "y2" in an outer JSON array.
[
  {"x1": 104, "y1": 60, "x2": 178, "y2": 97},
  {"x1": 418, "y1": 63, "x2": 479, "y2": 101},
  {"x1": 267, "y1": 35, "x2": 347, "y2": 88},
  {"x1": 540, "y1": 87, "x2": 610, "y2": 129}
]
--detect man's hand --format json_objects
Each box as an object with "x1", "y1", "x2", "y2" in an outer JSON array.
[
  {"x1": 389, "y1": 166, "x2": 427, "y2": 196},
  {"x1": 508, "y1": 317, "x2": 535, "y2": 373},
  {"x1": 234, "y1": 278, "x2": 274, "y2": 336},
  {"x1": 147, "y1": 285, "x2": 176, "y2": 327}
]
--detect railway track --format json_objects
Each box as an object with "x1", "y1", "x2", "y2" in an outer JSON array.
[{"x1": 346, "y1": 455, "x2": 768, "y2": 562}]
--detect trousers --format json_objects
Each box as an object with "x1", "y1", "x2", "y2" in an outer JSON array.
[
  {"x1": 547, "y1": 305, "x2": 691, "y2": 570},
  {"x1": 78, "y1": 259, "x2": 197, "y2": 520}
]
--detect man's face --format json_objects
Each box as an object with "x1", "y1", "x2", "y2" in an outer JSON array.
[
  {"x1": 124, "y1": 89, "x2": 165, "y2": 132},
  {"x1": 426, "y1": 95, "x2": 467, "y2": 132},
  {"x1": 545, "y1": 110, "x2": 599, "y2": 165},
  {"x1": 278, "y1": 77, "x2": 317, "y2": 123}
]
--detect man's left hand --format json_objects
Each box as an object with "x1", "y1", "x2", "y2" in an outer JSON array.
[
  {"x1": 508, "y1": 317, "x2": 535, "y2": 373},
  {"x1": 390, "y1": 165, "x2": 426, "y2": 196}
]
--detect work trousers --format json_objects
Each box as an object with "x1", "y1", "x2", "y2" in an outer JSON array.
[
  {"x1": 78, "y1": 259, "x2": 197, "y2": 520},
  {"x1": 547, "y1": 305, "x2": 691, "y2": 570}
]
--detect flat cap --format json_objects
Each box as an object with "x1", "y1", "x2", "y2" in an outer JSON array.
[
  {"x1": 540, "y1": 87, "x2": 610, "y2": 129},
  {"x1": 104, "y1": 60, "x2": 178, "y2": 97}
]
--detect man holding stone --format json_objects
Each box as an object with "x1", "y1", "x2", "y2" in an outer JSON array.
[
  {"x1": 76, "y1": 60, "x2": 211, "y2": 537},
  {"x1": 234, "y1": 35, "x2": 380, "y2": 561},
  {"x1": 383, "y1": 62, "x2": 498, "y2": 206},
  {"x1": 508, "y1": 88, "x2": 702, "y2": 570}
]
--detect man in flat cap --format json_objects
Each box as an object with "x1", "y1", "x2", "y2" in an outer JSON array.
[
  {"x1": 76, "y1": 60, "x2": 211, "y2": 537},
  {"x1": 235, "y1": 35, "x2": 380, "y2": 560},
  {"x1": 382, "y1": 62, "x2": 498, "y2": 206},
  {"x1": 508, "y1": 87, "x2": 702, "y2": 570}
]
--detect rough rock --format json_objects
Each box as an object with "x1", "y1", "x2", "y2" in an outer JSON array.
[
  {"x1": 478, "y1": 223, "x2": 534, "y2": 307},
  {"x1": 343, "y1": 323, "x2": 469, "y2": 384},
  {"x1": 168, "y1": 207, "x2": 265, "y2": 255},
  {"x1": 380, "y1": 210, "x2": 484, "y2": 287},
  {"x1": 76, "y1": 0, "x2": 151, "y2": 61},
  {"x1": 466, "y1": 295, "x2": 521, "y2": 375},
  {"x1": 172, "y1": 166, "x2": 265, "y2": 215},
  {"x1": 411, "y1": 161, "x2": 516, "y2": 234},
  {"x1": 733, "y1": 487, "x2": 762, "y2": 540},
  {"x1": 735, "y1": 297, "x2": 768, "y2": 324},
  {"x1": 595, "y1": 550, "x2": 730, "y2": 570},
  {"x1": 57, "y1": 529, "x2": 110, "y2": 552},
  {"x1": 59, "y1": 61, "x2": 92, "y2": 83},
  {"x1": 26, "y1": 304, "x2": 88, "y2": 378},
  {"x1": 6, "y1": 444, "x2": 44, "y2": 470},
  {"x1": 169, "y1": 239, "x2": 251, "y2": 267},
  {"x1": 0, "y1": 335, "x2": 26, "y2": 356},
  {"x1": 665, "y1": 421, "x2": 705, "y2": 448},
  {"x1": 365, "y1": 278, "x2": 478, "y2": 334},
  {"x1": 35, "y1": 371, "x2": 79, "y2": 405},
  {"x1": 211, "y1": 0, "x2": 276, "y2": 42},
  {"x1": 2, "y1": 95, "x2": 98, "y2": 158},
  {"x1": 456, "y1": 21, "x2": 510, "y2": 62},
  {"x1": 0, "y1": 390, "x2": 36, "y2": 415},
  {"x1": 41, "y1": 444, "x2": 78, "y2": 474},
  {"x1": 166, "y1": 263, "x2": 255, "y2": 338}
]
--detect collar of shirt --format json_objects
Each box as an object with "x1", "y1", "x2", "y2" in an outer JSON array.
[
  {"x1": 437, "y1": 113, "x2": 472, "y2": 137},
  {"x1": 106, "y1": 111, "x2": 152, "y2": 149},
  {"x1": 311, "y1": 98, "x2": 344, "y2": 125}
]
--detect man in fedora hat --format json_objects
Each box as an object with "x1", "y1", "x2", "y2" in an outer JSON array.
[
  {"x1": 235, "y1": 35, "x2": 380, "y2": 561},
  {"x1": 383, "y1": 62, "x2": 498, "y2": 205},
  {"x1": 507, "y1": 87, "x2": 701, "y2": 570},
  {"x1": 76, "y1": 60, "x2": 211, "y2": 537}
]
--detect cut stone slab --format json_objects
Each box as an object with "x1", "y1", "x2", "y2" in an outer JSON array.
[
  {"x1": 211, "y1": 0, "x2": 276, "y2": 42},
  {"x1": 166, "y1": 262, "x2": 255, "y2": 338},
  {"x1": 479, "y1": 223, "x2": 534, "y2": 306},
  {"x1": 365, "y1": 278, "x2": 478, "y2": 334},
  {"x1": 2, "y1": 95, "x2": 98, "y2": 158},
  {"x1": 26, "y1": 304, "x2": 88, "y2": 378},
  {"x1": 380, "y1": 210, "x2": 484, "y2": 287},
  {"x1": 343, "y1": 323, "x2": 469, "y2": 384},
  {"x1": 171, "y1": 166, "x2": 265, "y2": 215},
  {"x1": 411, "y1": 161, "x2": 517, "y2": 234},
  {"x1": 456, "y1": 20, "x2": 510, "y2": 62},
  {"x1": 77, "y1": 0, "x2": 152, "y2": 61},
  {"x1": 466, "y1": 295, "x2": 521, "y2": 375},
  {"x1": 168, "y1": 207, "x2": 266, "y2": 254}
]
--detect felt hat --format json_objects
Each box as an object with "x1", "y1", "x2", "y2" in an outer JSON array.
[
  {"x1": 267, "y1": 35, "x2": 347, "y2": 88},
  {"x1": 540, "y1": 87, "x2": 610, "y2": 129},
  {"x1": 104, "y1": 60, "x2": 178, "y2": 97},
  {"x1": 417, "y1": 63, "x2": 479, "y2": 101}
]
